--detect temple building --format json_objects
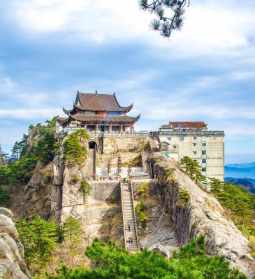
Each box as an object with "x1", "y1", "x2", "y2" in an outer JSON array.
[{"x1": 57, "y1": 91, "x2": 140, "y2": 133}]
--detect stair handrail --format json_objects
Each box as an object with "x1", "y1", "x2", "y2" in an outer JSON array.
[
  {"x1": 120, "y1": 181, "x2": 128, "y2": 250},
  {"x1": 129, "y1": 180, "x2": 140, "y2": 249}
]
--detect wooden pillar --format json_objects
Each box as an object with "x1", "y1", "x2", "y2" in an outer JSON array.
[{"x1": 93, "y1": 147, "x2": 96, "y2": 180}]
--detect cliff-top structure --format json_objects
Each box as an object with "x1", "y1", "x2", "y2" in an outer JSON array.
[{"x1": 57, "y1": 91, "x2": 140, "y2": 134}]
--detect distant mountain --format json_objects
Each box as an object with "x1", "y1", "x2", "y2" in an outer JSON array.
[
  {"x1": 225, "y1": 177, "x2": 255, "y2": 193},
  {"x1": 225, "y1": 162, "x2": 255, "y2": 179},
  {"x1": 225, "y1": 162, "x2": 255, "y2": 193}
]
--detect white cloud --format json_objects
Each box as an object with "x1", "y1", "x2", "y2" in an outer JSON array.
[
  {"x1": 0, "y1": 108, "x2": 61, "y2": 119},
  {"x1": 9, "y1": 0, "x2": 255, "y2": 56}
]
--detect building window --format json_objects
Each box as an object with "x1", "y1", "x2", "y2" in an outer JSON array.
[
  {"x1": 87, "y1": 125, "x2": 96, "y2": 131},
  {"x1": 193, "y1": 136, "x2": 197, "y2": 140},
  {"x1": 193, "y1": 143, "x2": 197, "y2": 147},
  {"x1": 112, "y1": 126, "x2": 121, "y2": 133},
  {"x1": 193, "y1": 151, "x2": 197, "y2": 155},
  {"x1": 173, "y1": 145, "x2": 177, "y2": 149},
  {"x1": 167, "y1": 137, "x2": 171, "y2": 141},
  {"x1": 202, "y1": 150, "x2": 206, "y2": 155},
  {"x1": 180, "y1": 136, "x2": 184, "y2": 141},
  {"x1": 202, "y1": 167, "x2": 206, "y2": 172},
  {"x1": 202, "y1": 142, "x2": 206, "y2": 146},
  {"x1": 202, "y1": 159, "x2": 206, "y2": 163}
]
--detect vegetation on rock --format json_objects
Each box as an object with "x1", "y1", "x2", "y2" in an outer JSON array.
[
  {"x1": 49, "y1": 237, "x2": 247, "y2": 279},
  {"x1": 135, "y1": 181, "x2": 151, "y2": 229},
  {"x1": 17, "y1": 216, "x2": 58, "y2": 271},
  {"x1": 79, "y1": 180, "x2": 92, "y2": 196},
  {"x1": 62, "y1": 217, "x2": 83, "y2": 252},
  {"x1": 180, "y1": 156, "x2": 205, "y2": 183},
  {"x1": 63, "y1": 129, "x2": 89, "y2": 166},
  {"x1": 211, "y1": 178, "x2": 255, "y2": 256},
  {"x1": 0, "y1": 118, "x2": 58, "y2": 187},
  {"x1": 0, "y1": 187, "x2": 10, "y2": 206},
  {"x1": 135, "y1": 200, "x2": 148, "y2": 229},
  {"x1": 177, "y1": 188, "x2": 190, "y2": 207}
]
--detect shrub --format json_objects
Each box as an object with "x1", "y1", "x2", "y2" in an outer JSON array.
[
  {"x1": 62, "y1": 217, "x2": 82, "y2": 252},
  {"x1": 180, "y1": 156, "x2": 205, "y2": 183},
  {"x1": 16, "y1": 216, "x2": 58, "y2": 269},
  {"x1": 79, "y1": 180, "x2": 92, "y2": 196},
  {"x1": 137, "y1": 181, "x2": 150, "y2": 198},
  {"x1": 135, "y1": 200, "x2": 148, "y2": 229},
  {"x1": 69, "y1": 175, "x2": 80, "y2": 185},
  {"x1": 177, "y1": 188, "x2": 190, "y2": 207},
  {"x1": 49, "y1": 237, "x2": 247, "y2": 279},
  {"x1": 211, "y1": 178, "x2": 255, "y2": 246},
  {"x1": 63, "y1": 129, "x2": 89, "y2": 166},
  {"x1": 0, "y1": 187, "x2": 10, "y2": 206},
  {"x1": 1, "y1": 118, "x2": 59, "y2": 186}
]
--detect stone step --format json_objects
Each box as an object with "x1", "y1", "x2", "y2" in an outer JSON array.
[{"x1": 120, "y1": 181, "x2": 139, "y2": 252}]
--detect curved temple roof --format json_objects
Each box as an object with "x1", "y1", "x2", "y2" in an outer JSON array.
[{"x1": 74, "y1": 92, "x2": 133, "y2": 113}]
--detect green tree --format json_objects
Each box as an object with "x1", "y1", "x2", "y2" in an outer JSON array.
[
  {"x1": 180, "y1": 156, "x2": 205, "y2": 183},
  {"x1": 79, "y1": 180, "x2": 92, "y2": 196},
  {"x1": 0, "y1": 187, "x2": 10, "y2": 206},
  {"x1": 1, "y1": 118, "x2": 59, "y2": 186},
  {"x1": 140, "y1": 0, "x2": 189, "y2": 37},
  {"x1": 63, "y1": 129, "x2": 89, "y2": 166},
  {"x1": 210, "y1": 178, "x2": 255, "y2": 237},
  {"x1": 17, "y1": 216, "x2": 58, "y2": 268},
  {"x1": 49, "y1": 238, "x2": 247, "y2": 279},
  {"x1": 0, "y1": 144, "x2": 7, "y2": 165},
  {"x1": 62, "y1": 217, "x2": 83, "y2": 252}
]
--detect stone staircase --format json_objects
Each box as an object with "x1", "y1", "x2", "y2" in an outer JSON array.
[{"x1": 120, "y1": 180, "x2": 139, "y2": 252}]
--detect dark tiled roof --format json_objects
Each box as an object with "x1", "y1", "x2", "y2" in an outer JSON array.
[
  {"x1": 57, "y1": 117, "x2": 68, "y2": 125},
  {"x1": 76, "y1": 92, "x2": 133, "y2": 112},
  {"x1": 70, "y1": 114, "x2": 140, "y2": 124},
  {"x1": 162, "y1": 121, "x2": 207, "y2": 129}
]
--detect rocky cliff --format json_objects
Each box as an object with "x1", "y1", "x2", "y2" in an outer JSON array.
[
  {"x1": 8, "y1": 131, "x2": 255, "y2": 278},
  {"x1": 0, "y1": 208, "x2": 30, "y2": 279},
  {"x1": 147, "y1": 154, "x2": 255, "y2": 277}
]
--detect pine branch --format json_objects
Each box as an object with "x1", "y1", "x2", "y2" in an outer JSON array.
[{"x1": 140, "y1": 0, "x2": 190, "y2": 37}]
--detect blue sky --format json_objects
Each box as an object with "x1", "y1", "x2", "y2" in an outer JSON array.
[{"x1": 0, "y1": 0, "x2": 255, "y2": 163}]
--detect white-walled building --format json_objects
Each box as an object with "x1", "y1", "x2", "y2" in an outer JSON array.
[{"x1": 159, "y1": 121, "x2": 224, "y2": 181}]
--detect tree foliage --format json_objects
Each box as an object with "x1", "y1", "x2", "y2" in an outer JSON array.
[
  {"x1": 63, "y1": 217, "x2": 82, "y2": 244},
  {"x1": 0, "y1": 144, "x2": 7, "y2": 165},
  {"x1": 211, "y1": 178, "x2": 255, "y2": 238},
  {"x1": 180, "y1": 156, "x2": 205, "y2": 183},
  {"x1": 0, "y1": 187, "x2": 10, "y2": 206},
  {"x1": 79, "y1": 179, "x2": 92, "y2": 196},
  {"x1": 0, "y1": 118, "x2": 58, "y2": 187},
  {"x1": 63, "y1": 129, "x2": 89, "y2": 166},
  {"x1": 49, "y1": 237, "x2": 246, "y2": 279},
  {"x1": 140, "y1": 0, "x2": 189, "y2": 37},
  {"x1": 17, "y1": 216, "x2": 58, "y2": 269}
]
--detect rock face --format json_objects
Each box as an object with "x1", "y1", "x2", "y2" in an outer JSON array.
[
  {"x1": 0, "y1": 208, "x2": 30, "y2": 279},
  {"x1": 149, "y1": 155, "x2": 255, "y2": 278},
  {"x1": 57, "y1": 164, "x2": 123, "y2": 244}
]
